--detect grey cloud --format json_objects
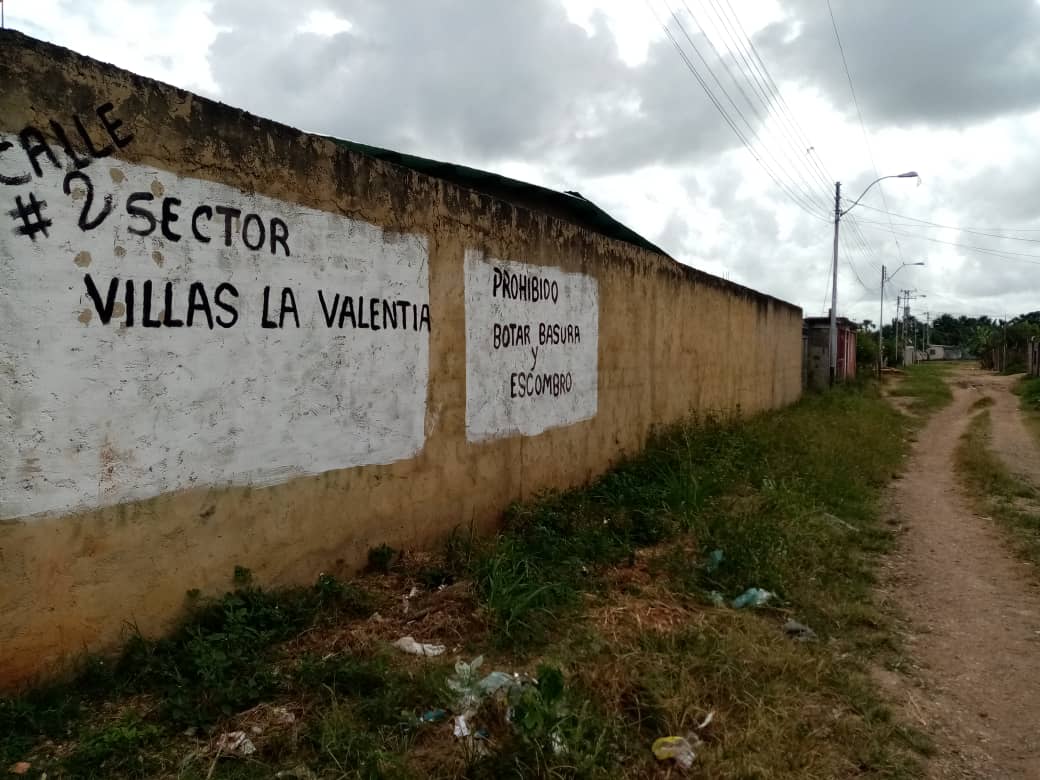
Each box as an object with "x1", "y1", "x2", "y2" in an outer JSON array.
[
  {"x1": 755, "y1": 0, "x2": 1040, "y2": 126},
  {"x1": 565, "y1": 30, "x2": 746, "y2": 175},
  {"x1": 204, "y1": 1, "x2": 744, "y2": 175},
  {"x1": 207, "y1": 0, "x2": 622, "y2": 164}
]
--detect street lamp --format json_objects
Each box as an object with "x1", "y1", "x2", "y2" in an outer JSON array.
[
  {"x1": 829, "y1": 171, "x2": 919, "y2": 384},
  {"x1": 878, "y1": 261, "x2": 924, "y2": 374}
]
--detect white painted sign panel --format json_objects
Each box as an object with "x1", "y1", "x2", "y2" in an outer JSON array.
[
  {"x1": 465, "y1": 249, "x2": 598, "y2": 441},
  {"x1": 0, "y1": 132, "x2": 430, "y2": 519}
]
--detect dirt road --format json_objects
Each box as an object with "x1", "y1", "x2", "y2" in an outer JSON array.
[{"x1": 883, "y1": 367, "x2": 1040, "y2": 778}]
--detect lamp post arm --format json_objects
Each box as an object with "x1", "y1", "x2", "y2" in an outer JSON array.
[
  {"x1": 887, "y1": 261, "x2": 925, "y2": 283},
  {"x1": 841, "y1": 175, "x2": 898, "y2": 216},
  {"x1": 887, "y1": 264, "x2": 909, "y2": 282}
]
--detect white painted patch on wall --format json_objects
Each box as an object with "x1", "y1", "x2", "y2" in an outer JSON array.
[
  {"x1": 0, "y1": 140, "x2": 430, "y2": 519},
  {"x1": 465, "y1": 249, "x2": 598, "y2": 442}
]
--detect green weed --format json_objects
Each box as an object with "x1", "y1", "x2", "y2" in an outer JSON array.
[
  {"x1": 889, "y1": 363, "x2": 954, "y2": 413},
  {"x1": 1018, "y1": 375, "x2": 1040, "y2": 412},
  {"x1": 117, "y1": 573, "x2": 374, "y2": 725},
  {"x1": 465, "y1": 665, "x2": 618, "y2": 779},
  {"x1": 956, "y1": 409, "x2": 1040, "y2": 567},
  {"x1": 367, "y1": 543, "x2": 399, "y2": 574},
  {"x1": 310, "y1": 700, "x2": 412, "y2": 779},
  {"x1": 63, "y1": 714, "x2": 163, "y2": 778},
  {"x1": 0, "y1": 571, "x2": 376, "y2": 775}
]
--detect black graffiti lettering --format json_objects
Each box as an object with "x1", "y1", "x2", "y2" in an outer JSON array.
[
  {"x1": 125, "y1": 279, "x2": 135, "y2": 327},
  {"x1": 0, "y1": 141, "x2": 30, "y2": 186},
  {"x1": 19, "y1": 127, "x2": 60, "y2": 178},
  {"x1": 83, "y1": 273, "x2": 119, "y2": 325},
  {"x1": 72, "y1": 113, "x2": 114, "y2": 159},
  {"x1": 338, "y1": 295, "x2": 356, "y2": 328},
  {"x1": 369, "y1": 297, "x2": 381, "y2": 331},
  {"x1": 280, "y1": 288, "x2": 299, "y2": 328},
  {"x1": 509, "y1": 371, "x2": 574, "y2": 399},
  {"x1": 493, "y1": 323, "x2": 531, "y2": 348},
  {"x1": 126, "y1": 192, "x2": 157, "y2": 236},
  {"x1": 317, "y1": 293, "x2": 428, "y2": 332},
  {"x1": 382, "y1": 299, "x2": 398, "y2": 329},
  {"x1": 49, "y1": 119, "x2": 91, "y2": 170},
  {"x1": 356, "y1": 296, "x2": 371, "y2": 329},
  {"x1": 63, "y1": 171, "x2": 113, "y2": 231},
  {"x1": 538, "y1": 322, "x2": 581, "y2": 346},
  {"x1": 261, "y1": 285, "x2": 277, "y2": 328},
  {"x1": 242, "y1": 212, "x2": 265, "y2": 251},
  {"x1": 192, "y1": 205, "x2": 212, "y2": 242},
  {"x1": 318, "y1": 290, "x2": 339, "y2": 327},
  {"x1": 10, "y1": 105, "x2": 132, "y2": 183},
  {"x1": 186, "y1": 282, "x2": 214, "y2": 328},
  {"x1": 162, "y1": 282, "x2": 185, "y2": 327},
  {"x1": 94, "y1": 278, "x2": 230, "y2": 328},
  {"x1": 161, "y1": 197, "x2": 182, "y2": 242},
  {"x1": 7, "y1": 193, "x2": 51, "y2": 240},
  {"x1": 215, "y1": 205, "x2": 241, "y2": 246},
  {"x1": 214, "y1": 283, "x2": 239, "y2": 328},
  {"x1": 270, "y1": 217, "x2": 290, "y2": 257},
  {"x1": 96, "y1": 102, "x2": 134, "y2": 149},
  {"x1": 491, "y1": 266, "x2": 560, "y2": 305},
  {"x1": 261, "y1": 286, "x2": 299, "y2": 328},
  {"x1": 119, "y1": 189, "x2": 291, "y2": 254},
  {"x1": 141, "y1": 280, "x2": 161, "y2": 327}
]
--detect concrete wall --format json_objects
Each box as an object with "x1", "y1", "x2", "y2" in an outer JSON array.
[{"x1": 0, "y1": 32, "x2": 803, "y2": 688}]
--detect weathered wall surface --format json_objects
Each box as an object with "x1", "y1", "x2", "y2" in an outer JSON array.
[{"x1": 0, "y1": 31, "x2": 802, "y2": 688}]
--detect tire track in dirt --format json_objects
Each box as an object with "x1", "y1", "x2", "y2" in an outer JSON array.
[{"x1": 880, "y1": 368, "x2": 1040, "y2": 779}]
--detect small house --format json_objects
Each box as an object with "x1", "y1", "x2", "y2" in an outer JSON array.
[{"x1": 803, "y1": 316, "x2": 858, "y2": 389}]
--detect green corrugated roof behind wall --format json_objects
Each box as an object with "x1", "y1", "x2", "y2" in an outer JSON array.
[{"x1": 327, "y1": 137, "x2": 668, "y2": 257}]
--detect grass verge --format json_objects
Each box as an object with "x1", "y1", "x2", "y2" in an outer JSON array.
[
  {"x1": 1017, "y1": 375, "x2": 1040, "y2": 446},
  {"x1": 2, "y1": 383, "x2": 931, "y2": 779},
  {"x1": 955, "y1": 408, "x2": 1040, "y2": 567},
  {"x1": 887, "y1": 363, "x2": 954, "y2": 414}
]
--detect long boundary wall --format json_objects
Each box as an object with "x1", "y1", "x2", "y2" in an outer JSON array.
[{"x1": 0, "y1": 31, "x2": 802, "y2": 688}]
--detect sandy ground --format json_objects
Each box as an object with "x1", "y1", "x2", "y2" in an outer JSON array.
[{"x1": 880, "y1": 366, "x2": 1040, "y2": 779}]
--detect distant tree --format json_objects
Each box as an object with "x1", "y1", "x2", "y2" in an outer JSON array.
[{"x1": 856, "y1": 329, "x2": 879, "y2": 374}]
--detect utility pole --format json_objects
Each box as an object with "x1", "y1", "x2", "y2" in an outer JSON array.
[
  {"x1": 894, "y1": 294, "x2": 901, "y2": 363},
  {"x1": 900, "y1": 290, "x2": 926, "y2": 365},
  {"x1": 827, "y1": 172, "x2": 919, "y2": 384},
  {"x1": 924, "y1": 311, "x2": 931, "y2": 351},
  {"x1": 901, "y1": 289, "x2": 913, "y2": 365},
  {"x1": 879, "y1": 263, "x2": 923, "y2": 371},
  {"x1": 829, "y1": 182, "x2": 841, "y2": 385},
  {"x1": 878, "y1": 265, "x2": 886, "y2": 374},
  {"x1": 1003, "y1": 314, "x2": 1008, "y2": 373}
]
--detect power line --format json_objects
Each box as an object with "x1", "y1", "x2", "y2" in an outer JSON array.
[
  {"x1": 856, "y1": 222, "x2": 1040, "y2": 266},
  {"x1": 821, "y1": 250, "x2": 834, "y2": 314},
  {"x1": 839, "y1": 233, "x2": 871, "y2": 291},
  {"x1": 826, "y1": 0, "x2": 906, "y2": 266},
  {"x1": 653, "y1": 2, "x2": 831, "y2": 219},
  {"x1": 697, "y1": 0, "x2": 892, "y2": 287},
  {"x1": 693, "y1": 0, "x2": 834, "y2": 203},
  {"x1": 715, "y1": 0, "x2": 838, "y2": 192},
  {"x1": 850, "y1": 203, "x2": 1040, "y2": 243},
  {"x1": 646, "y1": 0, "x2": 893, "y2": 286}
]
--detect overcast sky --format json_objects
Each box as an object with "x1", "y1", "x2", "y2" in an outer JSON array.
[{"x1": 9, "y1": 0, "x2": 1040, "y2": 323}]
